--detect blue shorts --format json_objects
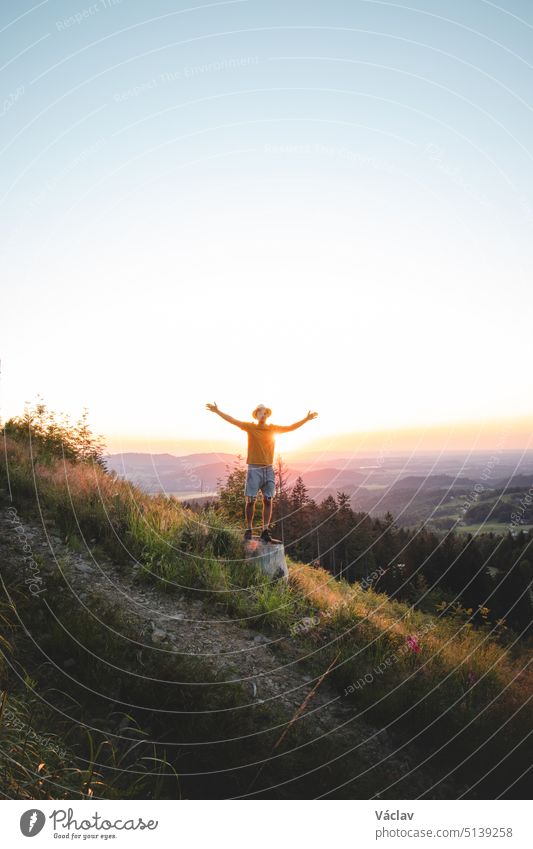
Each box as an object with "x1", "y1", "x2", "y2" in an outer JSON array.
[{"x1": 244, "y1": 464, "x2": 275, "y2": 498}]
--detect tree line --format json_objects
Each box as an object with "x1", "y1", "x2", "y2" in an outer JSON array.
[{"x1": 214, "y1": 458, "x2": 533, "y2": 638}]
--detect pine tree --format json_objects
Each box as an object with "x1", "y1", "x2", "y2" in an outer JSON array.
[{"x1": 291, "y1": 475, "x2": 309, "y2": 508}]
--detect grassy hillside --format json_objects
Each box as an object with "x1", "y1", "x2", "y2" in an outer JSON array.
[{"x1": 1, "y1": 407, "x2": 531, "y2": 799}]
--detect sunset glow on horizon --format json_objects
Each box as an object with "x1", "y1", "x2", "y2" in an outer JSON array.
[{"x1": 102, "y1": 413, "x2": 533, "y2": 458}]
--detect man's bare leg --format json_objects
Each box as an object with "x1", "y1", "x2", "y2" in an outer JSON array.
[
  {"x1": 245, "y1": 496, "x2": 256, "y2": 531},
  {"x1": 262, "y1": 496, "x2": 273, "y2": 530}
]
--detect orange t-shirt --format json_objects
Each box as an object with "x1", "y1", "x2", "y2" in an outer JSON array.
[{"x1": 239, "y1": 422, "x2": 280, "y2": 466}]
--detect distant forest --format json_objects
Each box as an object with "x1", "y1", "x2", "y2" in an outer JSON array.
[{"x1": 201, "y1": 460, "x2": 533, "y2": 640}]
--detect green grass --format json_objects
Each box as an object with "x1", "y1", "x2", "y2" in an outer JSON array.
[
  {"x1": 1, "y1": 429, "x2": 532, "y2": 798},
  {"x1": 1, "y1": 558, "x2": 400, "y2": 799},
  {"x1": 0, "y1": 594, "x2": 174, "y2": 800},
  {"x1": 457, "y1": 523, "x2": 532, "y2": 535}
]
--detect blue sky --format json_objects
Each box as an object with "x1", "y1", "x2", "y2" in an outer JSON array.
[{"x1": 1, "y1": 0, "x2": 532, "y2": 453}]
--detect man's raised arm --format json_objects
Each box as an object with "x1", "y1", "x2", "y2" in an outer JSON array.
[
  {"x1": 205, "y1": 402, "x2": 246, "y2": 429},
  {"x1": 274, "y1": 410, "x2": 318, "y2": 433}
]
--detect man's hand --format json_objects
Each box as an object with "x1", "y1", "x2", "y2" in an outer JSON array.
[
  {"x1": 306, "y1": 410, "x2": 318, "y2": 421},
  {"x1": 206, "y1": 402, "x2": 219, "y2": 414}
]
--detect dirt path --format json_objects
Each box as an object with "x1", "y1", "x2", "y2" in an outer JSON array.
[{"x1": 0, "y1": 505, "x2": 467, "y2": 799}]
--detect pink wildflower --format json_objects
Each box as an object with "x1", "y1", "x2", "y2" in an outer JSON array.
[{"x1": 407, "y1": 636, "x2": 421, "y2": 654}]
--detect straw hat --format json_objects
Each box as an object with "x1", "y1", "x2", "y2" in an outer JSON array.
[{"x1": 252, "y1": 404, "x2": 272, "y2": 420}]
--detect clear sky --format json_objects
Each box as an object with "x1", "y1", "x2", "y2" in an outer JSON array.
[{"x1": 1, "y1": 0, "x2": 532, "y2": 456}]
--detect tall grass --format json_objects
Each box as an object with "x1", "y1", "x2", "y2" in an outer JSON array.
[
  {"x1": 2, "y1": 430, "x2": 307, "y2": 631},
  {"x1": 0, "y1": 593, "x2": 174, "y2": 800},
  {"x1": 1, "y1": 421, "x2": 532, "y2": 797}
]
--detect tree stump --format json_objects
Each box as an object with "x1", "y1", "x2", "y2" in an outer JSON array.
[{"x1": 243, "y1": 538, "x2": 289, "y2": 582}]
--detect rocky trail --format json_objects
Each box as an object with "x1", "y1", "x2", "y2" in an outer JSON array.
[{"x1": 0, "y1": 505, "x2": 468, "y2": 799}]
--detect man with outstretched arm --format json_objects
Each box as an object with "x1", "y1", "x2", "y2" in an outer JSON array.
[{"x1": 206, "y1": 402, "x2": 318, "y2": 543}]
